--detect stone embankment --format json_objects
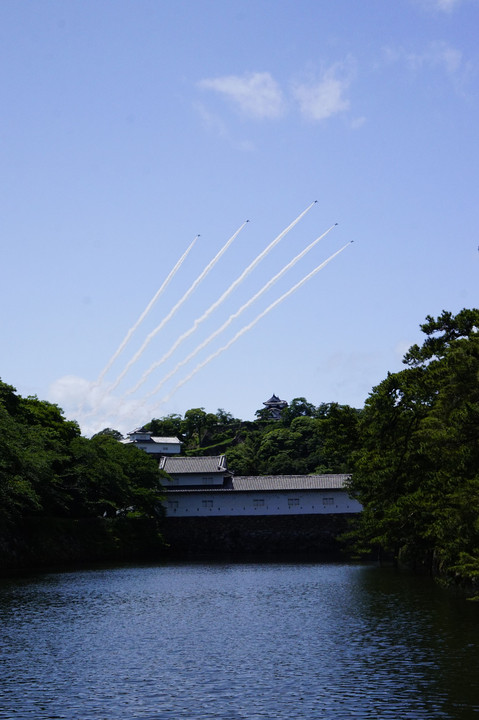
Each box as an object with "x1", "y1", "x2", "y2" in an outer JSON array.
[{"x1": 161, "y1": 514, "x2": 356, "y2": 558}]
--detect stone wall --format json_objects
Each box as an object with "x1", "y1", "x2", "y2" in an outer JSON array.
[
  {"x1": 0, "y1": 517, "x2": 165, "y2": 571},
  {"x1": 160, "y1": 513, "x2": 358, "y2": 558}
]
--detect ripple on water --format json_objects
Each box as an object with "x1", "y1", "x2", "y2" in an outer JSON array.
[{"x1": 0, "y1": 563, "x2": 478, "y2": 720}]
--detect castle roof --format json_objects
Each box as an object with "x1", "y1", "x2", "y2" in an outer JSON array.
[
  {"x1": 121, "y1": 435, "x2": 181, "y2": 445},
  {"x1": 263, "y1": 393, "x2": 287, "y2": 407},
  {"x1": 165, "y1": 473, "x2": 350, "y2": 492},
  {"x1": 160, "y1": 455, "x2": 228, "y2": 474},
  {"x1": 232, "y1": 474, "x2": 350, "y2": 491}
]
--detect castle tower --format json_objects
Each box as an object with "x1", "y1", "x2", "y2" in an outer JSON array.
[{"x1": 263, "y1": 393, "x2": 288, "y2": 420}]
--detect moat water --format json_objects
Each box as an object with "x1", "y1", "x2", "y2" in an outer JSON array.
[{"x1": 0, "y1": 562, "x2": 478, "y2": 719}]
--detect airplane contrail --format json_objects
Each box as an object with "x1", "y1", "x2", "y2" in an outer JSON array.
[
  {"x1": 94, "y1": 234, "x2": 199, "y2": 388},
  {"x1": 139, "y1": 223, "x2": 337, "y2": 403},
  {"x1": 77, "y1": 234, "x2": 199, "y2": 417},
  {"x1": 157, "y1": 240, "x2": 353, "y2": 407},
  {"x1": 125, "y1": 201, "x2": 317, "y2": 396},
  {"x1": 104, "y1": 220, "x2": 249, "y2": 396}
]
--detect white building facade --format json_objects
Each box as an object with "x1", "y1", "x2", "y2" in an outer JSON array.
[
  {"x1": 160, "y1": 456, "x2": 362, "y2": 518},
  {"x1": 122, "y1": 429, "x2": 182, "y2": 457}
]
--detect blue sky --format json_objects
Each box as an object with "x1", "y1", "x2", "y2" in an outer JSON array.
[{"x1": 1, "y1": 0, "x2": 478, "y2": 435}]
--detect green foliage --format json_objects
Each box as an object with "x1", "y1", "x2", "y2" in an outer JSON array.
[
  {"x1": 225, "y1": 398, "x2": 361, "y2": 475},
  {"x1": 224, "y1": 436, "x2": 260, "y2": 475},
  {"x1": 93, "y1": 427, "x2": 124, "y2": 441},
  {"x1": 314, "y1": 403, "x2": 362, "y2": 473},
  {"x1": 0, "y1": 379, "x2": 165, "y2": 531},
  {"x1": 145, "y1": 414, "x2": 183, "y2": 438},
  {"x1": 140, "y1": 397, "x2": 360, "y2": 476},
  {"x1": 181, "y1": 407, "x2": 218, "y2": 449},
  {"x1": 403, "y1": 308, "x2": 479, "y2": 367},
  {"x1": 279, "y1": 397, "x2": 317, "y2": 425},
  {"x1": 350, "y1": 309, "x2": 479, "y2": 585},
  {"x1": 254, "y1": 407, "x2": 274, "y2": 422},
  {"x1": 215, "y1": 408, "x2": 237, "y2": 424}
]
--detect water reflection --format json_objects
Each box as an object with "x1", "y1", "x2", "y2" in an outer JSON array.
[{"x1": 0, "y1": 563, "x2": 478, "y2": 719}]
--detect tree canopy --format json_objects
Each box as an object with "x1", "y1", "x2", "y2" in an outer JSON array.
[
  {"x1": 349, "y1": 308, "x2": 479, "y2": 584},
  {"x1": 144, "y1": 400, "x2": 361, "y2": 475},
  {"x1": 0, "y1": 381, "x2": 165, "y2": 528}
]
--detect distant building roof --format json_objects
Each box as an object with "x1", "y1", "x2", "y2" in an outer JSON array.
[
  {"x1": 263, "y1": 393, "x2": 288, "y2": 420},
  {"x1": 232, "y1": 474, "x2": 350, "y2": 491},
  {"x1": 263, "y1": 393, "x2": 287, "y2": 407},
  {"x1": 165, "y1": 473, "x2": 351, "y2": 492},
  {"x1": 122, "y1": 434, "x2": 181, "y2": 445},
  {"x1": 160, "y1": 455, "x2": 228, "y2": 474},
  {"x1": 150, "y1": 437, "x2": 182, "y2": 444}
]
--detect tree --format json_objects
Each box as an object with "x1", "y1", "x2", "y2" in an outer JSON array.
[
  {"x1": 145, "y1": 414, "x2": 183, "y2": 438},
  {"x1": 225, "y1": 436, "x2": 260, "y2": 475},
  {"x1": 115, "y1": 442, "x2": 166, "y2": 519},
  {"x1": 403, "y1": 308, "x2": 479, "y2": 367},
  {"x1": 289, "y1": 416, "x2": 323, "y2": 473},
  {"x1": 181, "y1": 408, "x2": 217, "y2": 449},
  {"x1": 314, "y1": 403, "x2": 361, "y2": 474},
  {"x1": 93, "y1": 428, "x2": 124, "y2": 441},
  {"x1": 16, "y1": 396, "x2": 81, "y2": 516},
  {"x1": 215, "y1": 408, "x2": 233, "y2": 424},
  {"x1": 254, "y1": 407, "x2": 275, "y2": 422},
  {"x1": 0, "y1": 378, "x2": 169, "y2": 568},
  {"x1": 280, "y1": 397, "x2": 317, "y2": 426},
  {"x1": 0, "y1": 380, "x2": 20, "y2": 416},
  {"x1": 0, "y1": 402, "x2": 42, "y2": 523},
  {"x1": 64, "y1": 434, "x2": 165, "y2": 519},
  {"x1": 256, "y1": 427, "x2": 302, "y2": 474},
  {"x1": 350, "y1": 309, "x2": 479, "y2": 581}
]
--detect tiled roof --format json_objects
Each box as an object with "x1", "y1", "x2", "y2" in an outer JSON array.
[
  {"x1": 122, "y1": 435, "x2": 181, "y2": 445},
  {"x1": 165, "y1": 474, "x2": 351, "y2": 492},
  {"x1": 232, "y1": 474, "x2": 350, "y2": 491},
  {"x1": 150, "y1": 437, "x2": 182, "y2": 444},
  {"x1": 263, "y1": 394, "x2": 287, "y2": 405},
  {"x1": 160, "y1": 455, "x2": 228, "y2": 474}
]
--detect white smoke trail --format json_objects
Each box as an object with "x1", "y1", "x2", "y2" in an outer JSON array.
[
  {"x1": 95, "y1": 235, "x2": 199, "y2": 387},
  {"x1": 77, "y1": 234, "x2": 199, "y2": 416},
  {"x1": 125, "y1": 201, "x2": 317, "y2": 396},
  {"x1": 104, "y1": 220, "x2": 249, "y2": 396},
  {"x1": 139, "y1": 223, "x2": 337, "y2": 404},
  {"x1": 158, "y1": 240, "x2": 353, "y2": 407}
]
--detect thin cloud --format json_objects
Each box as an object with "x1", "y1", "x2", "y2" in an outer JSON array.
[
  {"x1": 198, "y1": 72, "x2": 285, "y2": 119},
  {"x1": 351, "y1": 116, "x2": 366, "y2": 129},
  {"x1": 411, "y1": 0, "x2": 476, "y2": 12},
  {"x1": 381, "y1": 40, "x2": 472, "y2": 93},
  {"x1": 195, "y1": 102, "x2": 256, "y2": 150},
  {"x1": 49, "y1": 374, "x2": 150, "y2": 437},
  {"x1": 406, "y1": 42, "x2": 464, "y2": 76},
  {"x1": 422, "y1": 0, "x2": 463, "y2": 11},
  {"x1": 292, "y1": 66, "x2": 351, "y2": 121},
  {"x1": 435, "y1": 0, "x2": 461, "y2": 9},
  {"x1": 195, "y1": 102, "x2": 229, "y2": 138}
]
